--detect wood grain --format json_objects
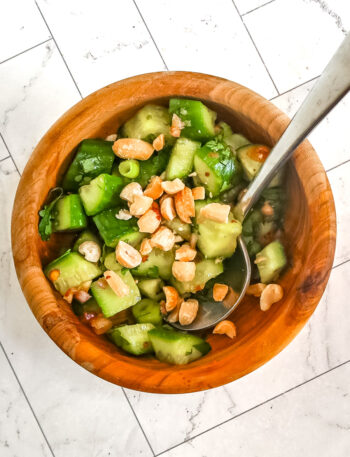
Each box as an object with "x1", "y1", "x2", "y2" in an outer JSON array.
[{"x1": 11, "y1": 72, "x2": 336, "y2": 393}]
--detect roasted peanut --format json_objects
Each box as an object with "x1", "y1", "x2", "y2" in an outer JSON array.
[
  {"x1": 160, "y1": 196, "x2": 176, "y2": 221},
  {"x1": 175, "y1": 244, "x2": 197, "y2": 262},
  {"x1": 170, "y1": 113, "x2": 185, "y2": 137},
  {"x1": 260, "y1": 284, "x2": 284, "y2": 311},
  {"x1": 144, "y1": 176, "x2": 164, "y2": 199},
  {"x1": 174, "y1": 187, "x2": 195, "y2": 223},
  {"x1": 139, "y1": 238, "x2": 153, "y2": 256},
  {"x1": 152, "y1": 133, "x2": 165, "y2": 151},
  {"x1": 191, "y1": 186, "x2": 205, "y2": 200},
  {"x1": 172, "y1": 261, "x2": 196, "y2": 282},
  {"x1": 112, "y1": 138, "x2": 154, "y2": 160},
  {"x1": 213, "y1": 283, "x2": 229, "y2": 302},
  {"x1": 115, "y1": 209, "x2": 132, "y2": 220},
  {"x1": 115, "y1": 240, "x2": 142, "y2": 268},
  {"x1": 199, "y1": 203, "x2": 231, "y2": 223},
  {"x1": 104, "y1": 270, "x2": 129, "y2": 297},
  {"x1": 179, "y1": 299, "x2": 198, "y2": 326},
  {"x1": 213, "y1": 320, "x2": 236, "y2": 338},
  {"x1": 120, "y1": 182, "x2": 143, "y2": 202},
  {"x1": 137, "y1": 208, "x2": 161, "y2": 233},
  {"x1": 163, "y1": 286, "x2": 179, "y2": 312},
  {"x1": 90, "y1": 314, "x2": 113, "y2": 335},
  {"x1": 246, "y1": 283, "x2": 267, "y2": 297},
  {"x1": 151, "y1": 226, "x2": 175, "y2": 251},
  {"x1": 129, "y1": 195, "x2": 153, "y2": 217},
  {"x1": 161, "y1": 178, "x2": 185, "y2": 195},
  {"x1": 78, "y1": 241, "x2": 101, "y2": 263}
]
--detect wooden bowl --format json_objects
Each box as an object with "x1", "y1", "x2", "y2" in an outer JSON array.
[{"x1": 11, "y1": 72, "x2": 336, "y2": 393}]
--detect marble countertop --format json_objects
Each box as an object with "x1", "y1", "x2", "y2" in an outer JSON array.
[{"x1": 1, "y1": 1, "x2": 349, "y2": 456}]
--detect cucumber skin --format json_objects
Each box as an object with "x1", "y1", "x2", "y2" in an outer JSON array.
[
  {"x1": 132, "y1": 249, "x2": 175, "y2": 280},
  {"x1": 255, "y1": 240, "x2": 287, "y2": 284},
  {"x1": 138, "y1": 279, "x2": 164, "y2": 301},
  {"x1": 62, "y1": 139, "x2": 115, "y2": 191},
  {"x1": 194, "y1": 143, "x2": 243, "y2": 196},
  {"x1": 169, "y1": 99, "x2": 216, "y2": 142},
  {"x1": 44, "y1": 251, "x2": 102, "y2": 295},
  {"x1": 171, "y1": 259, "x2": 223, "y2": 295},
  {"x1": 166, "y1": 138, "x2": 200, "y2": 180},
  {"x1": 132, "y1": 299, "x2": 163, "y2": 326},
  {"x1": 52, "y1": 194, "x2": 87, "y2": 232},
  {"x1": 79, "y1": 174, "x2": 124, "y2": 216},
  {"x1": 109, "y1": 323, "x2": 155, "y2": 355},
  {"x1": 93, "y1": 208, "x2": 139, "y2": 248},
  {"x1": 148, "y1": 327, "x2": 211, "y2": 365}
]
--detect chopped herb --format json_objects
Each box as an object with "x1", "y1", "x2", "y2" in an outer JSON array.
[{"x1": 38, "y1": 187, "x2": 63, "y2": 241}]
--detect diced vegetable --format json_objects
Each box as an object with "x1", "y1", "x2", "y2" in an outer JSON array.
[
  {"x1": 79, "y1": 174, "x2": 124, "y2": 216},
  {"x1": 38, "y1": 187, "x2": 63, "y2": 241},
  {"x1": 255, "y1": 240, "x2": 287, "y2": 284},
  {"x1": 148, "y1": 326, "x2": 211, "y2": 365},
  {"x1": 132, "y1": 248, "x2": 175, "y2": 280},
  {"x1": 120, "y1": 104, "x2": 174, "y2": 144},
  {"x1": 138, "y1": 278, "x2": 164, "y2": 300},
  {"x1": 164, "y1": 217, "x2": 191, "y2": 241},
  {"x1": 73, "y1": 229, "x2": 101, "y2": 252},
  {"x1": 132, "y1": 299, "x2": 162, "y2": 326},
  {"x1": 72, "y1": 297, "x2": 101, "y2": 316},
  {"x1": 217, "y1": 122, "x2": 250, "y2": 152},
  {"x1": 62, "y1": 139, "x2": 115, "y2": 191},
  {"x1": 109, "y1": 323, "x2": 155, "y2": 355},
  {"x1": 52, "y1": 194, "x2": 87, "y2": 232},
  {"x1": 194, "y1": 139, "x2": 242, "y2": 196},
  {"x1": 118, "y1": 159, "x2": 140, "y2": 179},
  {"x1": 44, "y1": 251, "x2": 102, "y2": 295},
  {"x1": 237, "y1": 144, "x2": 270, "y2": 181},
  {"x1": 133, "y1": 149, "x2": 169, "y2": 188},
  {"x1": 169, "y1": 98, "x2": 216, "y2": 141},
  {"x1": 166, "y1": 137, "x2": 200, "y2": 180},
  {"x1": 93, "y1": 208, "x2": 144, "y2": 248},
  {"x1": 171, "y1": 259, "x2": 223, "y2": 295}
]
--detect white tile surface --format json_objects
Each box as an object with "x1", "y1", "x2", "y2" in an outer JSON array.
[
  {"x1": 0, "y1": 327, "x2": 51, "y2": 457},
  {"x1": 36, "y1": 0, "x2": 166, "y2": 96},
  {"x1": 0, "y1": 40, "x2": 80, "y2": 173},
  {"x1": 136, "y1": 0, "x2": 278, "y2": 98},
  {"x1": 0, "y1": 0, "x2": 50, "y2": 63},
  {"x1": 162, "y1": 362, "x2": 350, "y2": 457},
  {"x1": 328, "y1": 162, "x2": 350, "y2": 267},
  {"x1": 0, "y1": 158, "x2": 152, "y2": 457},
  {"x1": 235, "y1": 0, "x2": 272, "y2": 15},
  {"x1": 244, "y1": 0, "x2": 348, "y2": 93},
  {"x1": 272, "y1": 78, "x2": 350, "y2": 171},
  {"x1": 0, "y1": 136, "x2": 9, "y2": 161},
  {"x1": 126, "y1": 261, "x2": 350, "y2": 454}
]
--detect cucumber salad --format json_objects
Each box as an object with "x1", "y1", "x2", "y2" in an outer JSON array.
[{"x1": 39, "y1": 98, "x2": 287, "y2": 365}]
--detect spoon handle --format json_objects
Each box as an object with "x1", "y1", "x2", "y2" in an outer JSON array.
[{"x1": 237, "y1": 33, "x2": 350, "y2": 219}]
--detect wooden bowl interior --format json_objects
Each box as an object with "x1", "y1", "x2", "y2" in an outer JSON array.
[{"x1": 12, "y1": 73, "x2": 335, "y2": 393}]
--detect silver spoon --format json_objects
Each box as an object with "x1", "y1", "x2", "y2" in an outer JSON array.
[{"x1": 171, "y1": 33, "x2": 350, "y2": 332}]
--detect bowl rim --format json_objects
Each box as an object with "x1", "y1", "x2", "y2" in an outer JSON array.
[{"x1": 11, "y1": 71, "x2": 336, "y2": 393}]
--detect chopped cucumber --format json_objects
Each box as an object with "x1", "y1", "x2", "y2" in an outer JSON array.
[
  {"x1": 164, "y1": 217, "x2": 191, "y2": 241},
  {"x1": 109, "y1": 323, "x2": 155, "y2": 355},
  {"x1": 255, "y1": 240, "x2": 287, "y2": 284},
  {"x1": 120, "y1": 104, "x2": 174, "y2": 144},
  {"x1": 52, "y1": 194, "x2": 87, "y2": 232},
  {"x1": 169, "y1": 98, "x2": 216, "y2": 141},
  {"x1": 217, "y1": 122, "x2": 250, "y2": 152},
  {"x1": 166, "y1": 138, "x2": 200, "y2": 180},
  {"x1": 73, "y1": 229, "x2": 101, "y2": 252},
  {"x1": 148, "y1": 327, "x2": 211, "y2": 365},
  {"x1": 132, "y1": 299, "x2": 162, "y2": 326},
  {"x1": 79, "y1": 174, "x2": 124, "y2": 216},
  {"x1": 138, "y1": 278, "x2": 164, "y2": 300},
  {"x1": 44, "y1": 251, "x2": 102, "y2": 295},
  {"x1": 194, "y1": 140, "x2": 243, "y2": 196},
  {"x1": 72, "y1": 297, "x2": 101, "y2": 316},
  {"x1": 171, "y1": 259, "x2": 223, "y2": 295},
  {"x1": 260, "y1": 187, "x2": 286, "y2": 222},
  {"x1": 132, "y1": 249, "x2": 175, "y2": 280},
  {"x1": 237, "y1": 144, "x2": 270, "y2": 181},
  {"x1": 62, "y1": 139, "x2": 115, "y2": 191},
  {"x1": 91, "y1": 270, "x2": 141, "y2": 318},
  {"x1": 242, "y1": 210, "x2": 263, "y2": 237},
  {"x1": 93, "y1": 208, "x2": 142, "y2": 248}
]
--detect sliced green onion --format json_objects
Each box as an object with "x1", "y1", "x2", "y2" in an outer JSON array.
[{"x1": 118, "y1": 159, "x2": 140, "y2": 179}]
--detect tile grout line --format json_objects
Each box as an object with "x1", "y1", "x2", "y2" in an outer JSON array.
[
  {"x1": 0, "y1": 341, "x2": 56, "y2": 457},
  {"x1": 132, "y1": 0, "x2": 168, "y2": 70},
  {"x1": 156, "y1": 358, "x2": 350, "y2": 456},
  {"x1": 0, "y1": 38, "x2": 53, "y2": 66},
  {"x1": 269, "y1": 75, "x2": 320, "y2": 101},
  {"x1": 0, "y1": 132, "x2": 21, "y2": 176},
  {"x1": 231, "y1": 0, "x2": 280, "y2": 96},
  {"x1": 0, "y1": 155, "x2": 10, "y2": 163},
  {"x1": 332, "y1": 258, "x2": 350, "y2": 270},
  {"x1": 35, "y1": 1, "x2": 83, "y2": 99},
  {"x1": 122, "y1": 388, "x2": 156, "y2": 456},
  {"x1": 326, "y1": 158, "x2": 350, "y2": 174},
  {"x1": 241, "y1": 0, "x2": 277, "y2": 16}
]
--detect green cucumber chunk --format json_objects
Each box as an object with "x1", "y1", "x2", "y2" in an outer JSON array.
[
  {"x1": 148, "y1": 327, "x2": 211, "y2": 365},
  {"x1": 171, "y1": 259, "x2": 223, "y2": 295},
  {"x1": 132, "y1": 299, "x2": 163, "y2": 326},
  {"x1": 164, "y1": 217, "x2": 191, "y2": 241},
  {"x1": 166, "y1": 138, "x2": 200, "y2": 180},
  {"x1": 93, "y1": 208, "x2": 143, "y2": 248},
  {"x1": 109, "y1": 323, "x2": 155, "y2": 355},
  {"x1": 120, "y1": 104, "x2": 174, "y2": 144},
  {"x1": 255, "y1": 240, "x2": 287, "y2": 283},
  {"x1": 217, "y1": 122, "x2": 250, "y2": 152},
  {"x1": 62, "y1": 139, "x2": 115, "y2": 191},
  {"x1": 73, "y1": 229, "x2": 101, "y2": 252},
  {"x1": 44, "y1": 251, "x2": 102, "y2": 295},
  {"x1": 169, "y1": 98, "x2": 216, "y2": 141},
  {"x1": 72, "y1": 297, "x2": 101, "y2": 316},
  {"x1": 194, "y1": 139, "x2": 243, "y2": 196},
  {"x1": 134, "y1": 149, "x2": 169, "y2": 188},
  {"x1": 52, "y1": 194, "x2": 87, "y2": 232},
  {"x1": 79, "y1": 174, "x2": 124, "y2": 216},
  {"x1": 91, "y1": 268, "x2": 140, "y2": 318},
  {"x1": 132, "y1": 248, "x2": 175, "y2": 280},
  {"x1": 138, "y1": 278, "x2": 165, "y2": 300},
  {"x1": 237, "y1": 144, "x2": 270, "y2": 181}
]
